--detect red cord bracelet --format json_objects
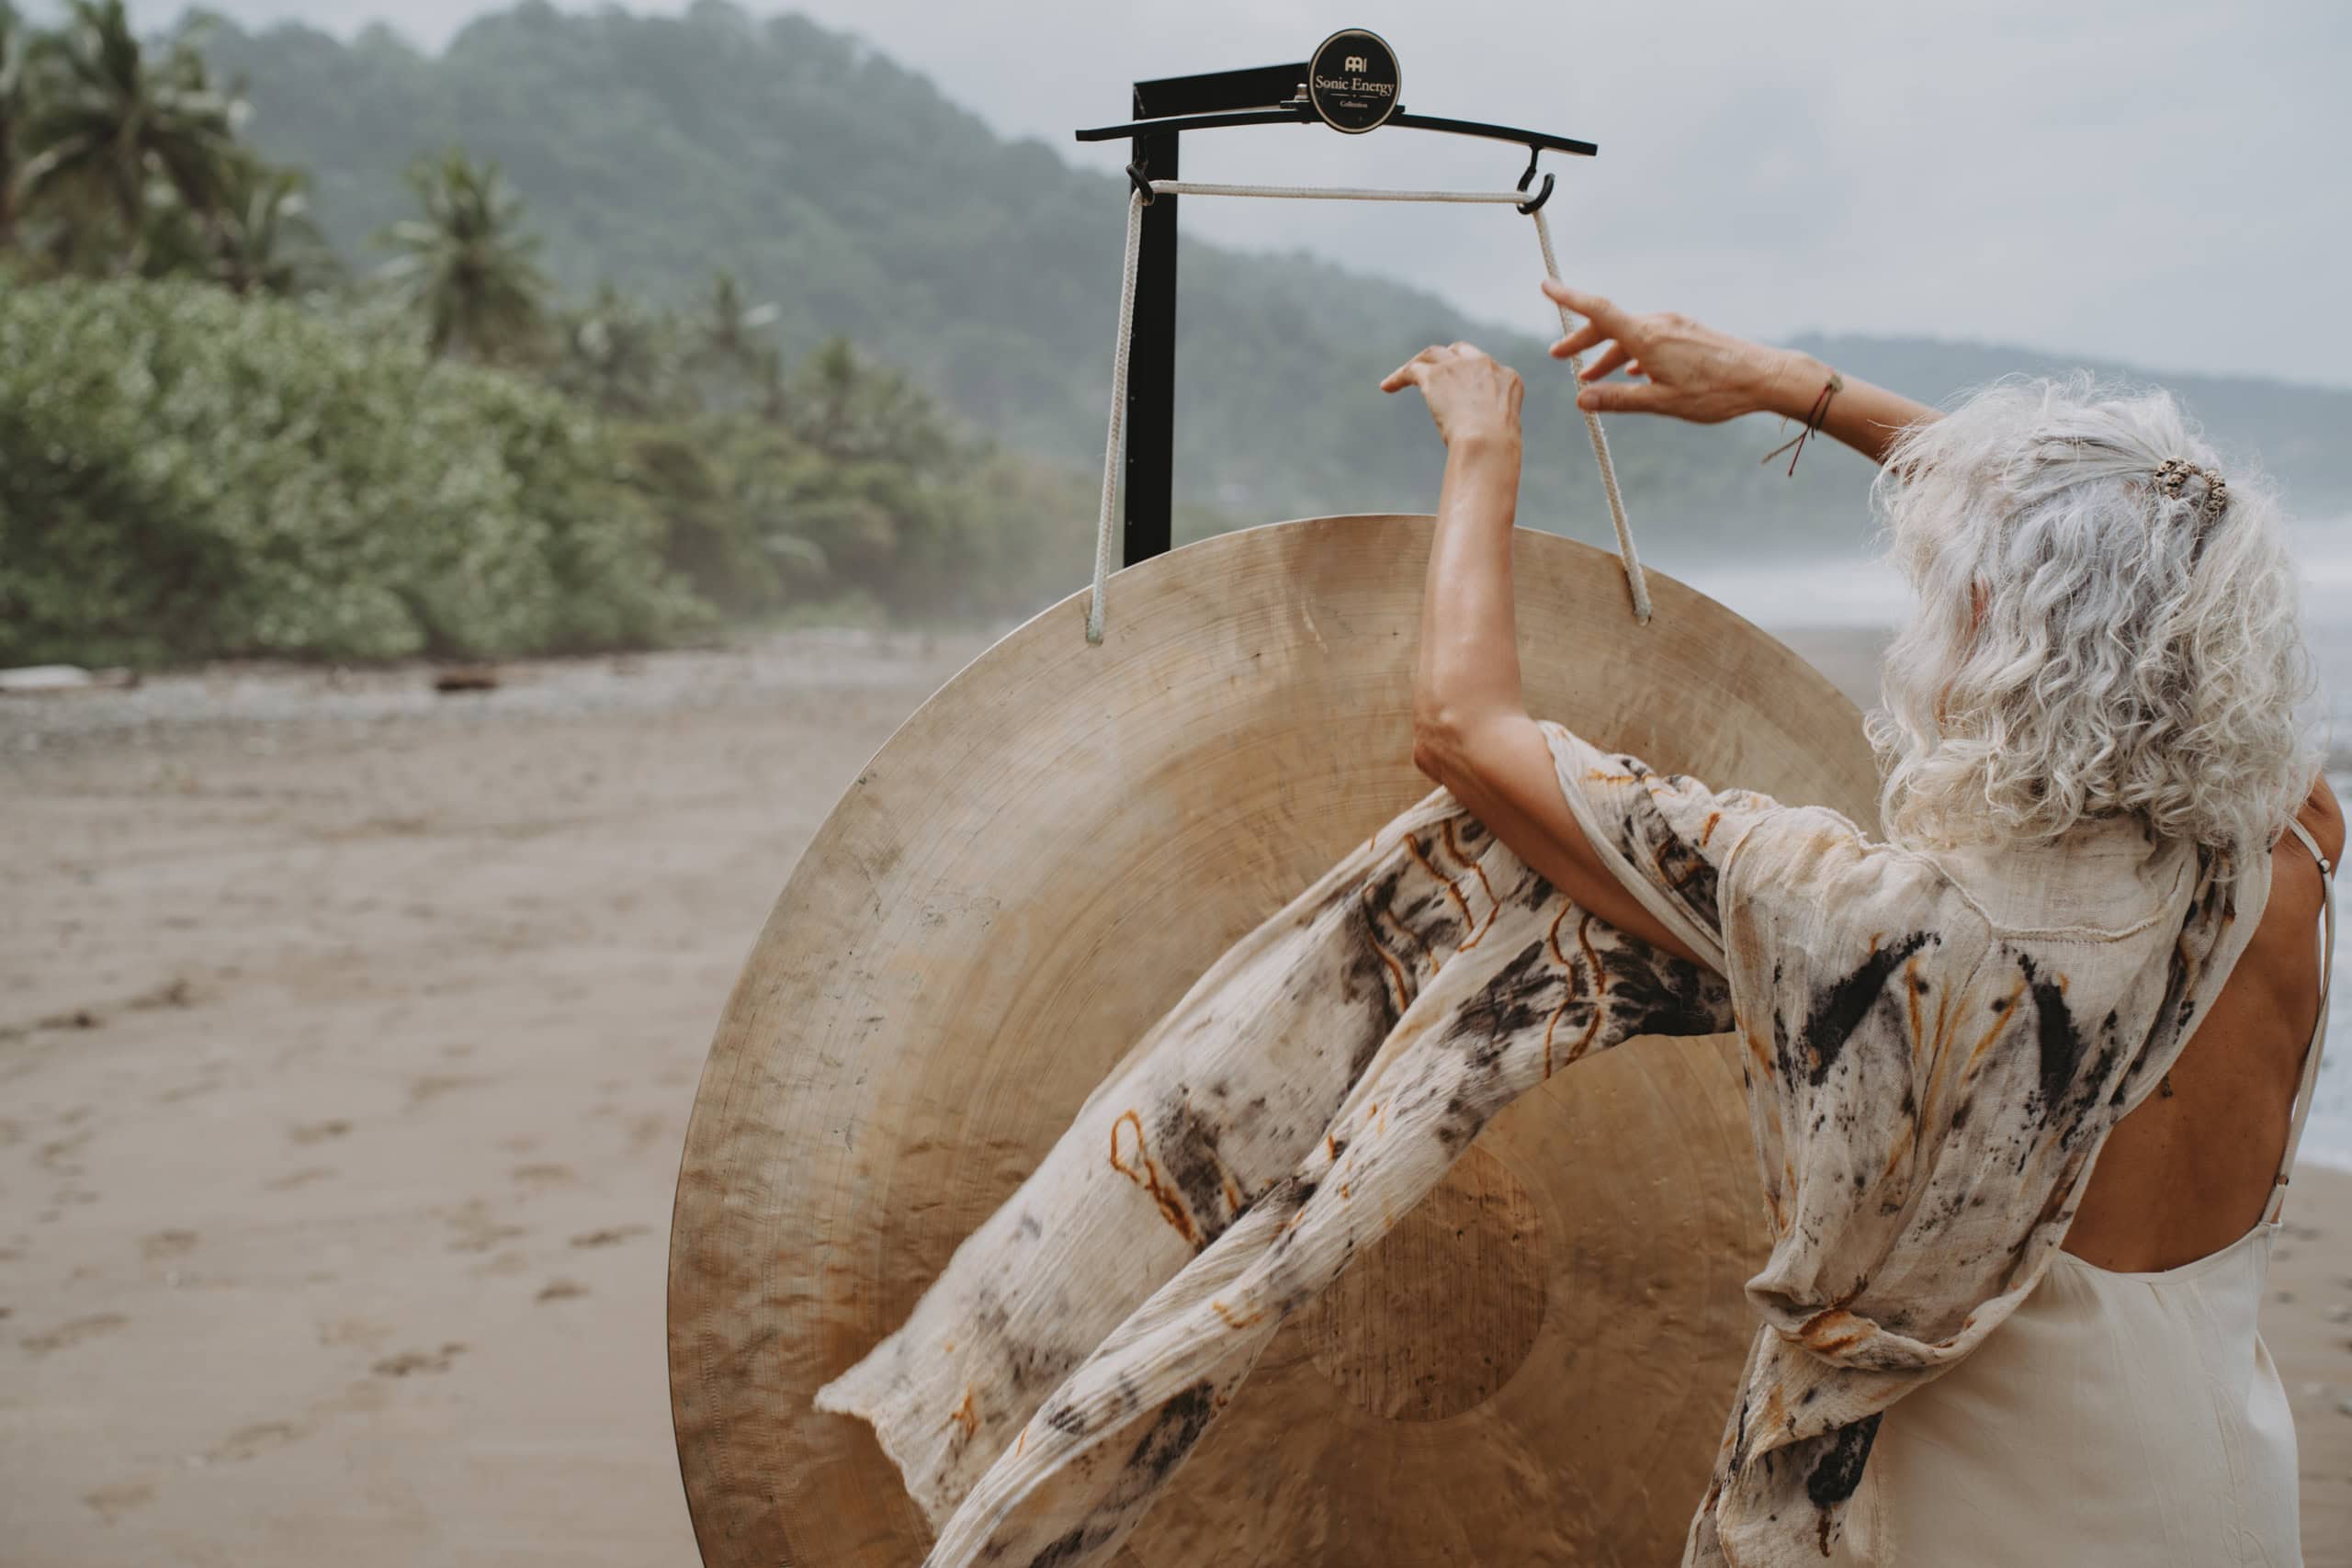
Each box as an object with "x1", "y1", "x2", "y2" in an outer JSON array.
[{"x1": 1761, "y1": 370, "x2": 1845, "y2": 476}]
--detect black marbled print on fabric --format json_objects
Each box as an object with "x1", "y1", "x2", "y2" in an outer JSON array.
[
  {"x1": 1148, "y1": 1093, "x2": 1238, "y2": 1247},
  {"x1": 1804, "y1": 1414, "x2": 1883, "y2": 1508},
  {"x1": 1780, "y1": 931, "x2": 1935, "y2": 1089},
  {"x1": 1603, "y1": 754, "x2": 1730, "y2": 935}
]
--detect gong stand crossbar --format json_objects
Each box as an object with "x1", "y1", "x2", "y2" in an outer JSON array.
[{"x1": 1071, "y1": 28, "x2": 1598, "y2": 570}]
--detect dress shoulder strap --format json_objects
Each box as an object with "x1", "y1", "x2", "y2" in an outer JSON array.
[{"x1": 2268, "y1": 816, "x2": 2335, "y2": 1224}]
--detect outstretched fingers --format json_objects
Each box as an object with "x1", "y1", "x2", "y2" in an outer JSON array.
[
  {"x1": 1578, "y1": 342, "x2": 1636, "y2": 382},
  {"x1": 1547, "y1": 320, "x2": 1611, "y2": 362},
  {"x1": 1379, "y1": 343, "x2": 1442, "y2": 393},
  {"x1": 1575, "y1": 378, "x2": 1670, "y2": 413},
  {"x1": 1542, "y1": 279, "x2": 1632, "y2": 329}
]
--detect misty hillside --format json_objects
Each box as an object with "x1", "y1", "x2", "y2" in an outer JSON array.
[{"x1": 201, "y1": 1, "x2": 2352, "y2": 554}]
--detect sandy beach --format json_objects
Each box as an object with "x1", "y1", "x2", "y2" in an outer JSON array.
[{"x1": 3, "y1": 622, "x2": 2346, "y2": 1566}]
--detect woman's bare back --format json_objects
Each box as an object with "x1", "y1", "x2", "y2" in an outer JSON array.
[{"x1": 2063, "y1": 773, "x2": 2342, "y2": 1273}]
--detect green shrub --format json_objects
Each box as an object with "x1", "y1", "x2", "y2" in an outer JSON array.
[
  {"x1": 621, "y1": 407, "x2": 1103, "y2": 630},
  {"x1": 0, "y1": 276, "x2": 710, "y2": 665}
]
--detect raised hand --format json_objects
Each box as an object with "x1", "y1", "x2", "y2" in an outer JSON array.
[
  {"x1": 1380, "y1": 341, "x2": 1525, "y2": 450},
  {"x1": 1541, "y1": 281, "x2": 1790, "y2": 423}
]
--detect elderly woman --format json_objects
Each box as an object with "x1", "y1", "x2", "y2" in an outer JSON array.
[
  {"x1": 1384, "y1": 288, "x2": 2337, "y2": 1564},
  {"x1": 824, "y1": 295, "x2": 2335, "y2": 1568}
]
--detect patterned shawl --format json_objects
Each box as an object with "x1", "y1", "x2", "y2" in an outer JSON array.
[{"x1": 812, "y1": 716, "x2": 2267, "y2": 1567}]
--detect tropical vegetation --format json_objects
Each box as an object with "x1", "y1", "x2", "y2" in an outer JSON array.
[
  {"x1": 0, "y1": 276, "x2": 702, "y2": 664},
  {"x1": 0, "y1": 0, "x2": 1107, "y2": 666}
]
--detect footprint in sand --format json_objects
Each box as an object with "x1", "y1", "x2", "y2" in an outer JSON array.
[
  {"x1": 536, "y1": 1279, "x2": 589, "y2": 1303},
  {"x1": 509, "y1": 1163, "x2": 574, "y2": 1188},
  {"x1": 407, "y1": 1074, "x2": 489, "y2": 1109},
  {"x1": 22, "y1": 1313, "x2": 129, "y2": 1356},
  {"x1": 288, "y1": 1120, "x2": 350, "y2": 1146},
  {"x1": 207, "y1": 1420, "x2": 302, "y2": 1463},
  {"x1": 371, "y1": 1342, "x2": 467, "y2": 1378},
  {"x1": 265, "y1": 1166, "x2": 335, "y2": 1192},
  {"x1": 445, "y1": 1200, "x2": 527, "y2": 1254},
  {"x1": 83, "y1": 1480, "x2": 155, "y2": 1523},
  {"x1": 569, "y1": 1224, "x2": 649, "y2": 1249},
  {"x1": 37, "y1": 1127, "x2": 93, "y2": 1175},
  {"x1": 155, "y1": 1071, "x2": 226, "y2": 1107},
  {"x1": 141, "y1": 1229, "x2": 198, "y2": 1262},
  {"x1": 318, "y1": 1317, "x2": 393, "y2": 1350},
  {"x1": 130, "y1": 976, "x2": 196, "y2": 1011}
]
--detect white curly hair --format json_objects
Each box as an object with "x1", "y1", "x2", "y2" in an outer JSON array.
[{"x1": 1863, "y1": 372, "x2": 2321, "y2": 878}]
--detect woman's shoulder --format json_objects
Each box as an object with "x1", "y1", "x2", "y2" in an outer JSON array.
[
  {"x1": 2296, "y1": 771, "x2": 2345, "y2": 867},
  {"x1": 1733, "y1": 799, "x2": 1921, "y2": 872},
  {"x1": 1729, "y1": 802, "x2": 1978, "y2": 921},
  {"x1": 1761, "y1": 808, "x2": 2218, "y2": 945}
]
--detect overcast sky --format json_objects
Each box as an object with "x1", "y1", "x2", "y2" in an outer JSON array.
[{"x1": 119, "y1": 0, "x2": 2352, "y2": 388}]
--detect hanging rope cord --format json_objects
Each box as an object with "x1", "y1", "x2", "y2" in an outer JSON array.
[{"x1": 1087, "y1": 178, "x2": 1652, "y2": 644}]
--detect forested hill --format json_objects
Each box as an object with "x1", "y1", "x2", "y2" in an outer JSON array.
[{"x1": 203, "y1": 1, "x2": 2352, "y2": 551}]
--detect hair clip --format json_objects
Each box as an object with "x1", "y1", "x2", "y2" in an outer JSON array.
[{"x1": 2154, "y1": 457, "x2": 2229, "y2": 519}]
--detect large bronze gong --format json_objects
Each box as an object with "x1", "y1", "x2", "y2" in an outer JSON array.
[{"x1": 668, "y1": 514, "x2": 1881, "y2": 1567}]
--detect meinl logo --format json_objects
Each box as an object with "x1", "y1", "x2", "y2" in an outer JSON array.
[{"x1": 1306, "y1": 28, "x2": 1401, "y2": 135}]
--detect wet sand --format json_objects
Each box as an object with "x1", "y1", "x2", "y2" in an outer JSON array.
[{"x1": 1, "y1": 623, "x2": 2345, "y2": 1566}]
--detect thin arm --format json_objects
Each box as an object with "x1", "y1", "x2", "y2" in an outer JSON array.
[
  {"x1": 1756, "y1": 348, "x2": 1940, "y2": 468},
  {"x1": 1541, "y1": 283, "x2": 1943, "y2": 466},
  {"x1": 1406, "y1": 434, "x2": 1711, "y2": 968}
]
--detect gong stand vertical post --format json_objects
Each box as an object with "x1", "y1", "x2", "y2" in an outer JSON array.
[{"x1": 1074, "y1": 27, "x2": 1600, "y2": 567}]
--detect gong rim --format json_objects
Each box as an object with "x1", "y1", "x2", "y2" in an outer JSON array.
[{"x1": 667, "y1": 514, "x2": 1881, "y2": 1568}]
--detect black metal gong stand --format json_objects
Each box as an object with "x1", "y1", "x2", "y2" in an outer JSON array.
[{"x1": 1073, "y1": 42, "x2": 1598, "y2": 566}]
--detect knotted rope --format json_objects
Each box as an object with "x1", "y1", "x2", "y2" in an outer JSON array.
[{"x1": 1088, "y1": 178, "x2": 1652, "y2": 644}]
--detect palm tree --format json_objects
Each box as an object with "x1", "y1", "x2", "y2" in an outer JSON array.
[
  {"x1": 754, "y1": 340, "x2": 786, "y2": 424},
  {"x1": 695, "y1": 269, "x2": 777, "y2": 363},
  {"x1": 557, "y1": 281, "x2": 669, "y2": 415},
  {"x1": 685, "y1": 267, "x2": 779, "y2": 412},
  {"x1": 212, "y1": 157, "x2": 339, "y2": 296},
  {"x1": 18, "y1": 0, "x2": 243, "y2": 273},
  {"x1": 375, "y1": 147, "x2": 550, "y2": 361},
  {"x1": 0, "y1": 2, "x2": 31, "y2": 251},
  {"x1": 789, "y1": 336, "x2": 954, "y2": 470}
]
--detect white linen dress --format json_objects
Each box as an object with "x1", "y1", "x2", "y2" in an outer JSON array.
[{"x1": 1833, "y1": 815, "x2": 2333, "y2": 1567}]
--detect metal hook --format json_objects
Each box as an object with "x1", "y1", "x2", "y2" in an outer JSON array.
[
  {"x1": 1514, "y1": 149, "x2": 1554, "y2": 214},
  {"x1": 1126, "y1": 159, "x2": 1156, "y2": 204}
]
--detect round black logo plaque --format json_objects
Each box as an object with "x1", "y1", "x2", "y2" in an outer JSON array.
[{"x1": 1307, "y1": 28, "x2": 1401, "y2": 134}]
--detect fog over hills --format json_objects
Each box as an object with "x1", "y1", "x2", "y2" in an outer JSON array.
[{"x1": 202, "y1": 1, "x2": 2352, "y2": 553}]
